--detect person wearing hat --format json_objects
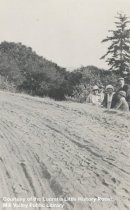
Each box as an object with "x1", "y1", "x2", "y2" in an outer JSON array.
[
  {"x1": 117, "y1": 77, "x2": 130, "y2": 110},
  {"x1": 114, "y1": 91, "x2": 129, "y2": 112},
  {"x1": 87, "y1": 85, "x2": 101, "y2": 105},
  {"x1": 102, "y1": 85, "x2": 117, "y2": 109}
]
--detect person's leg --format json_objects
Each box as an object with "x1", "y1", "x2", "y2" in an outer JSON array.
[{"x1": 128, "y1": 102, "x2": 130, "y2": 111}]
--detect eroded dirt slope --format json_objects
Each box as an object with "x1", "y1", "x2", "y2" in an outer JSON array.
[{"x1": 0, "y1": 91, "x2": 130, "y2": 210}]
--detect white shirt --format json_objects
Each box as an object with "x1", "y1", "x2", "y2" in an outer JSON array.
[
  {"x1": 87, "y1": 94, "x2": 101, "y2": 106},
  {"x1": 107, "y1": 92, "x2": 114, "y2": 109}
]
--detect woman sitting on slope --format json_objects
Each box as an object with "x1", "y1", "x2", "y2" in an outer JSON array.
[
  {"x1": 87, "y1": 85, "x2": 101, "y2": 106},
  {"x1": 114, "y1": 91, "x2": 129, "y2": 112},
  {"x1": 102, "y1": 85, "x2": 117, "y2": 110}
]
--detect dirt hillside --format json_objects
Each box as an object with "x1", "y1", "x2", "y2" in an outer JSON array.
[{"x1": 0, "y1": 91, "x2": 130, "y2": 210}]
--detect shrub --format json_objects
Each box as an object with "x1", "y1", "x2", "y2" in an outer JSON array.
[{"x1": 0, "y1": 76, "x2": 16, "y2": 92}]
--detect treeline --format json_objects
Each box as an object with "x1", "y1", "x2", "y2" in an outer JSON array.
[
  {"x1": 0, "y1": 41, "x2": 119, "y2": 100},
  {"x1": 0, "y1": 41, "x2": 68, "y2": 99}
]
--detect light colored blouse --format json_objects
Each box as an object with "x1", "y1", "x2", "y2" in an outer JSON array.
[
  {"x1": 115, "y1": 97, "x2": 129, "y2": 112},
  {"x1": 87, "y1": 94, "x2": 101, "y2": 106}
]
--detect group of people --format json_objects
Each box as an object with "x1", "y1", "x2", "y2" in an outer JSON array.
[{"x1": 87, "y1": 77, "x2": 130, "y2": 112}]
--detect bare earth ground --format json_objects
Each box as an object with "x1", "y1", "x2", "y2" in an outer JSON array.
[{"x1": 0, "y1": 91, "x2": 130, "y2": 210}]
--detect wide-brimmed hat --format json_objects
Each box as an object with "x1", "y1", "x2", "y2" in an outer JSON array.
[
  {"x1": 93, "y1": 85, "x2": 99, "y2": 91},
  {"x1": 118, "y1": 77, "x2": 124, "y2": 81},
  {"x1": 106, "y1": 85, "x2": 114, "y2": 90},
  {"x1": 99, "y1": 84, "x2": 104, "y2": 88},
  {"x1": 118, "y1": 91, "x2": 126, "y2": 97}
]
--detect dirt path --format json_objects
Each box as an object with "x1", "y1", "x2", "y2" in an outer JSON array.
[{"x1": 0, "y1": 91, "x2": 130, "y2": 210}]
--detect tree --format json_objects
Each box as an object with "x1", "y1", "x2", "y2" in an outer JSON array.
[
  {"x1": 0, "y1": 41, "x2": 69, "y2": 100},
  {"x1": 101, "y1": 13, "x2": 130, "y2": 76}
]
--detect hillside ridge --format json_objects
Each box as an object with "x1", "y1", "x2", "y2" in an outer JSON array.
[{"x1": 0, "y1": 91, "x2": 130, "y2": 210}]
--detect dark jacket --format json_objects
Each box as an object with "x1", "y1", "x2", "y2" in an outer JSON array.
[
  {"x1": 102, "y1": 93, "x2": 118, "y2": 108},
  {"x1": 118, "y1": 84, "x2": 130, "y2": 110}
]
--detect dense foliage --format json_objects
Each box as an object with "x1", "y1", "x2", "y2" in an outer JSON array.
[
  {"x1": 0, "y1": 41, "x2": 120, "y2": 100},
  {"x1": 0, "y1": 41, "x2": 69, "y2": 99}
]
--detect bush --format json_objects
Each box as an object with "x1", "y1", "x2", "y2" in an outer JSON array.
[{"x1": 0, "y1": 76, "x2": 16, "y2": 92}]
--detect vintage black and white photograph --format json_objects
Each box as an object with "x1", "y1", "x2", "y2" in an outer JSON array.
[{"x1": 0, "y1": 0, "x2": 130, "y2": 210}]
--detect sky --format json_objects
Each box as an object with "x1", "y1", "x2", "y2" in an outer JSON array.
[{"x1": 0, "y1": 0, "x2": 130, "y2": 70}]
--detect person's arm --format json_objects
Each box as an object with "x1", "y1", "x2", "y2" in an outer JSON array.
[
  {"x1": 101, "y1": 94, "x2": 107, "y2": 107},
  {"x1": 114, "y1": 99, "x2": 122, "y2": 110},
  {"x1": 86, "y1": 94, "x2": 92, "y2": 103},
  {"x1": 125, "y1": 85, "x2": 130, "y2": 102}
]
